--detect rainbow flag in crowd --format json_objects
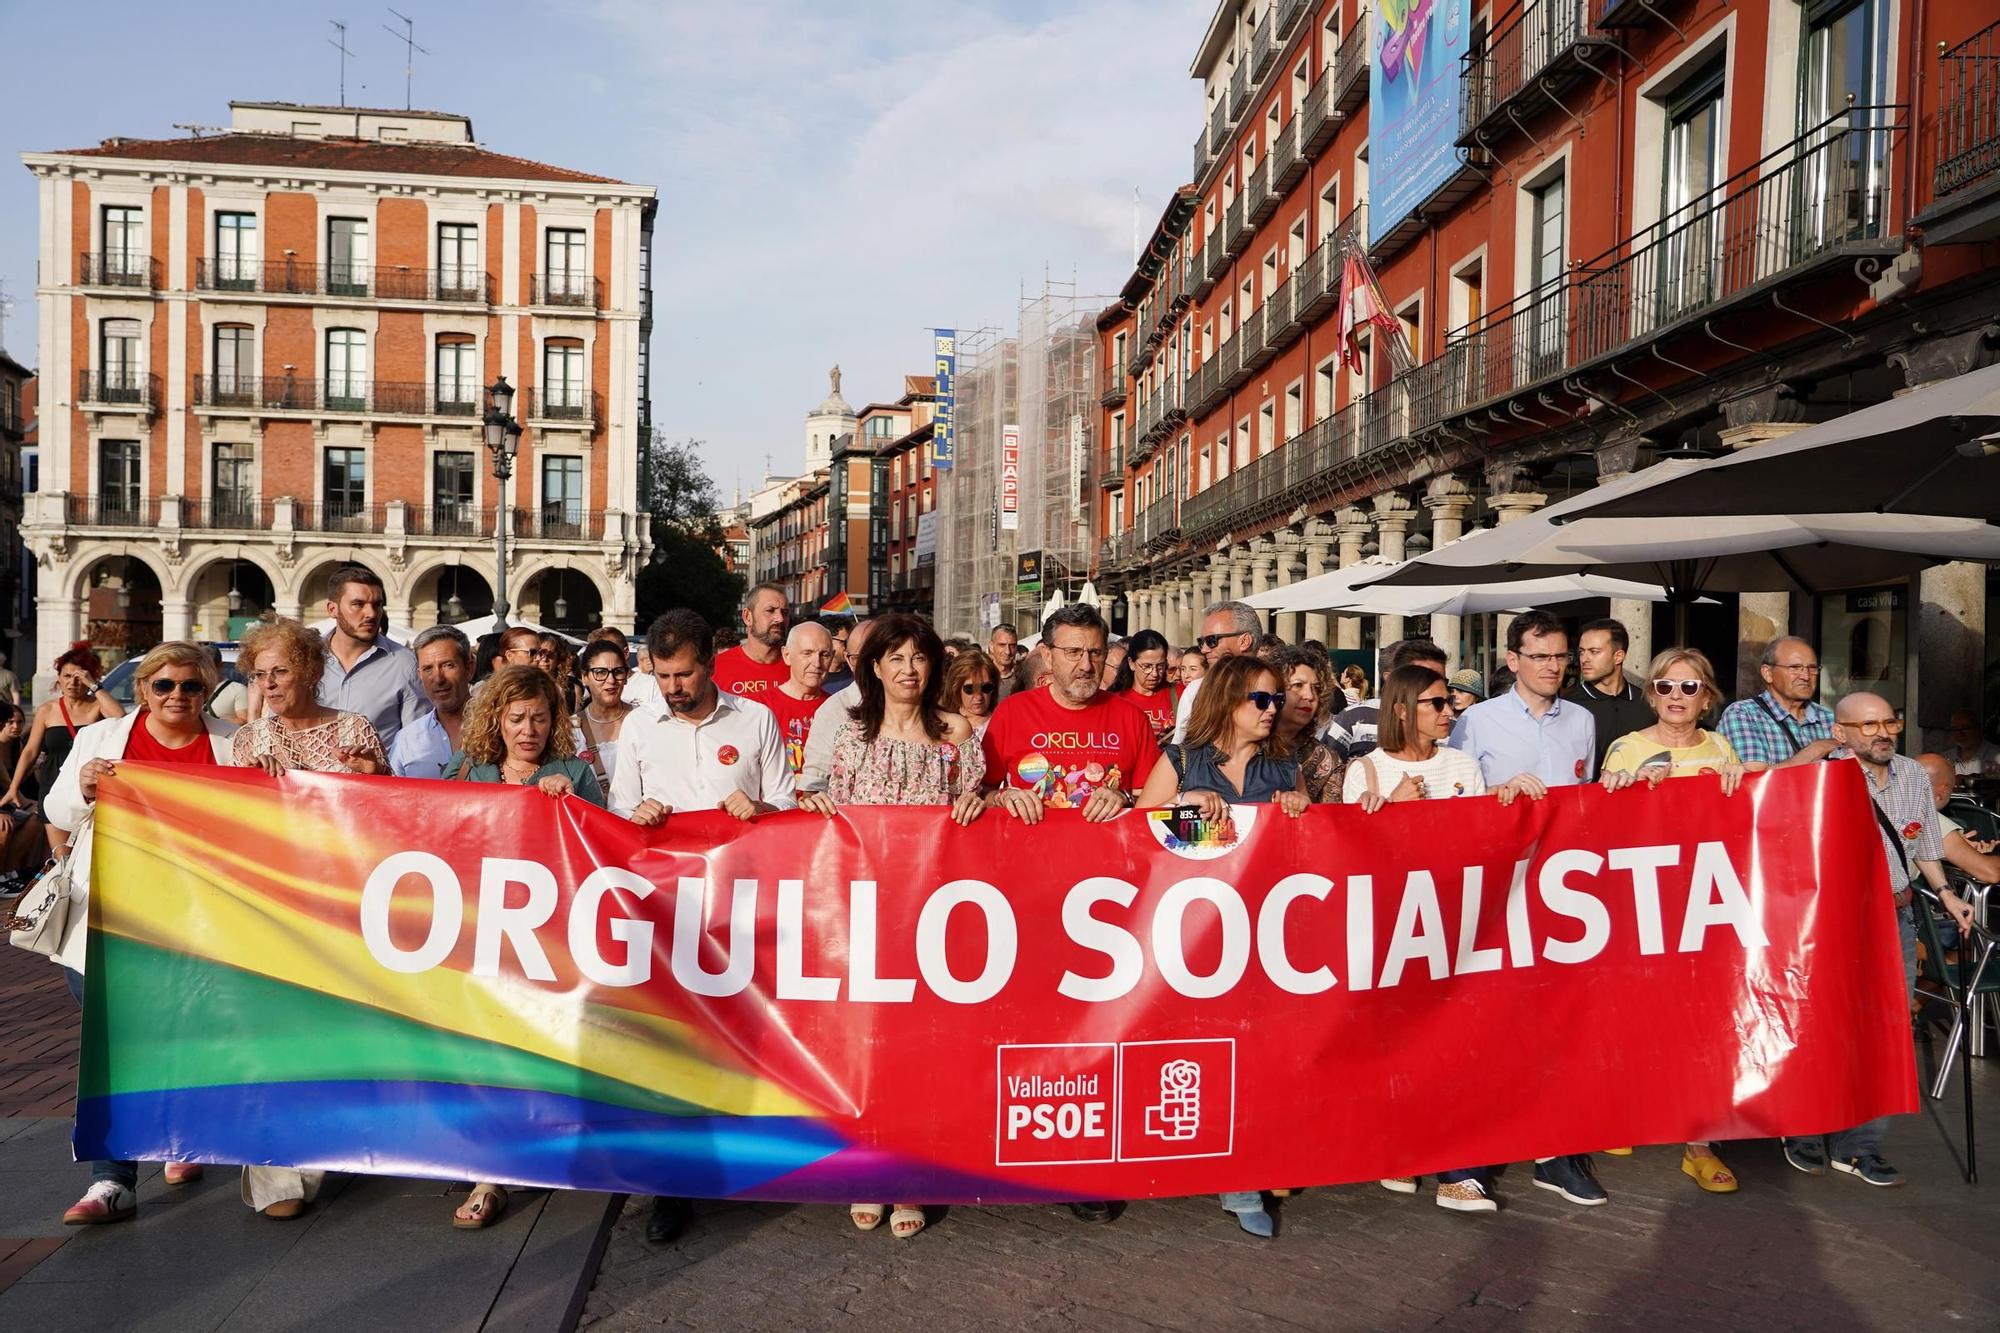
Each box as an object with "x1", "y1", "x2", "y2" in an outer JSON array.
[{"x1": 820, "y1": 591, "x2": 853, "y2": 614}]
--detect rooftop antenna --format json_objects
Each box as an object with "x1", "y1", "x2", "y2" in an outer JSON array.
[
  {"x1": 383, "y1": 8, "x2": 432, "y2": 111},
  {"x1": 328, "y1": 21, "x2": 354, "y2": 107}
]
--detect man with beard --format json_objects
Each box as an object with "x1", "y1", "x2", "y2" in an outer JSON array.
[
  {"x1": 388, "y1": 626, "x2": 473, "y2": 778},
  {"x1": 711, "y1": 583, "x2": 791, "y2": 700},
  {"x1": 316, "y1": 564, "x2": 428, "y2": 749},
  {"x1": 1563, "y1": 619, "x2": 1653, "y2": 774}
]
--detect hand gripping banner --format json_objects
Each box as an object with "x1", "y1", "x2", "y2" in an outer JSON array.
[{"x1": 76, "y1": 762, "x2": 1914, "y2": 1202}]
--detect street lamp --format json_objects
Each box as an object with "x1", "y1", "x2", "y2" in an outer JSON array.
[{"x1": 483, "y1": 376, "x2": 523, "y2": 624}]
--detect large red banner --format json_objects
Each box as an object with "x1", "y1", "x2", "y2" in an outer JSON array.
[{"x1": 81, "y1": 761, "x2": 1914, "y2": 1202}]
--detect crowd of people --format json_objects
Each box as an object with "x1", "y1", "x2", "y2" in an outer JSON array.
[{"x1": 4, "y1": 569, "x2": 1994, "y2": 1242}]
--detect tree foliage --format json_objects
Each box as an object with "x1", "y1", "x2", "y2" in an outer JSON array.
[{"x1": 635, "y1": 434, "x2": 743, "y2": 630}]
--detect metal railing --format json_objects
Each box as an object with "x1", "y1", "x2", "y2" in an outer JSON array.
[
  {"x1": 191, "y1": 375, "x2": 471, "y2": 417},
  {"x1": 295, "y1": 502, "x2": 386, "y2": 533},
  {"x1": 1195, "y1": 125, "x2": 1212, "y2": 181},
  {"x1": 77, "y1": 252, "x2": 158, "y2": 290},
  {"x1": 1460, "y1": 0, "x2": 1591, "y2": 140},
  {"x1": 1272, "y1": 111, "x2": 1303, "y2": 192},
  {"x1": 1101, "y1": 436, "x2": 1127, "y2": 487},
  {"x1": 1209, "y1": 99, "x2": 1231, "y2": 153},
  {"x1": 1276, "y1": 0, "x2": 1310, "y2": 40},
  {"x1": 522, "y1": 387, "x2": 600, "y2": 425},
  {"x1": 1229, "y1": 63, "x2": 1250, "y2": 118},
  {"x1": 182, "y1": 497, "x2": 271, "y2": 530},
  {"x1": 1224, "y1": 194, "x2": 1248, "y2": 256},
  {"x1": 77, "y1": 369, "x2": 156, "y2": 410},
  {"x1": 66, "y1": 495, "x2": 159, "y2": 528},
  {"x1": 191, "y1": 259, "x2": 492, "y2": 303},
  {"x1": 1937, "y1": 20, "x2": 2000, "y2": 196},
  {"x1": 1444, "y1": 106, "x2": 1903, "y2": 412},
  {"x1": 514, "y1": 507, "x2": 606, "y2": 540},
  {"x1": 408, "y1": 503, "x2": 496, "y2": 537},
  {"x1": 530, "y1": 274, "x2": 601, "y2": 308},
  {"x1": 1246, "y1": 155, "x2": 1275, "y2": 226},
  {"x1": 1332, "y1": 12, "x2": 1371, "y2": 116},
  {"x1": 1250, "y1": 13, "x2": 1276, "y2": 81},
  {"x1": 1100, "y1": 374, "x2": 1128, "y2": 408}
]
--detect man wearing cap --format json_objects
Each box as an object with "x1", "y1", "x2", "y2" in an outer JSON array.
[
  {"x1": 1446, "y1": 669, "x2": 1486, "y2": 715},
  {"x1": 1564, "y1": 619, "x2": 1653, "y2": 774}
]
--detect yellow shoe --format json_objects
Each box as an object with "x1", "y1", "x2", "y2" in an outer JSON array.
[
  {"x1": 1682, "y1": 1150, "x2": 1739, "y2": 1194},
  {"x1": 1602, "y1": 1147, "x2": 1633, "y2": 1156}
]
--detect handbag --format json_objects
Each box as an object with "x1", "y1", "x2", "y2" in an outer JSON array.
[{"x1": 7, "y1": 809, "x2": 91, "y2": 960}]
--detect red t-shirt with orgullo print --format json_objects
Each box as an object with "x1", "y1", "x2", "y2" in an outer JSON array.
[{"x1": 980, "y1": 686, "x2": 1161, "y2": 810}]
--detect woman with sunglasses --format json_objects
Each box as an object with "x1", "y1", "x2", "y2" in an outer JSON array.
[
  {"x1": 572, "y1": 638, "x2": 636, "y2": 791},
  {"x1": 941, "y1": 647, "x2": 1000, "y2": 740},
  {"x1": 41, "y1": 641, "x2": 236, "y2": 1226},
  {"x1": 1116, "y1": 629, "x2": 1178, "y2": 744},
  {"x1": 1132, "y1": 653, "x2": 1307, "y2": 1239},
  {"x1": 1597, "y1": 647, "x2": 1759, "y2": 1196}
]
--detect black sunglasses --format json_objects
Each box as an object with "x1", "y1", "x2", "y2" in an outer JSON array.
[
  {"x1": 149, "y1": 678, "x2": 207, "y2": 697},
  {"x1": 961, "y1": 682, "x2": 998, "y2": 696},
  {"x1": 1197, "y1": 631, "x2": 1247, "y2": 651},
  {"x1": 1246, "y1": 690, "x2": 1283, "y2": 711},
  {"x1": 1416, "y1": 695, "x2": 1456, "y2": 711}
]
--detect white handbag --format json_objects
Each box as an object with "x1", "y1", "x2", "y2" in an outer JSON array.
[{"x1": 6, "y1": 810, "x2": 90, "y2": 960}]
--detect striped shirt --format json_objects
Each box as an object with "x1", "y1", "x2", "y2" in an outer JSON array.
[{"x1": 1716, "y1": 690, "x2": 1835, "y2": 766}]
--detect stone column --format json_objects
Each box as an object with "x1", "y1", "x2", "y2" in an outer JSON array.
[
  {"x1": 1226, "y1": 546, "x2": 1250, "y2": 604},
  {"x1": 1919, "y1": 562, "x2": 1987, "y2": 744},
  {"x1": 161, "y1": 598, "x2": 194, "y2": 643},
  {"x1": 1273, "y1": 530, "x2": 1307, "y2": 643},
  {"x1": 1332, "y1": 506, "x2": 1372, "y2": 651},
  {"x1": 1485, "y1": 483, "x2": 1548, "y2": 663},
  {"x1": 1372, "y1": 492, "x2": 1417, "y2": 647},
  {"x1": 1592, "y1": 449, "x2": 1653, "y2": 674},
  {"x1": 1423, "y1": 474, "x2": 1475, "y2": 671},
  {"x1": 1172, "y1": 578, "x2": 1197, "y2": 646},
  {"x1": 1301, "y1": 519, "x2": 1335, "y2": 646},
  {"x1": 1734, "y1": 594, "x2": 1790, "y2": 698},
  {"x1": 1246, "y1": 537, "x2": 1279, "y2": 607}
]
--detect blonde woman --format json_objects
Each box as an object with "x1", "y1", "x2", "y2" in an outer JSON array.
[{"x1": 42, "y1": 642, "x2": 235, "y2": 1225}]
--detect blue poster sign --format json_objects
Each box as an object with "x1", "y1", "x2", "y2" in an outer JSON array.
[
  {"x1": 1368, "y1": 0, "x2": 1469, "y2": 249},
  {"x1": 932, "y1": 329, "x2": 956, "y2": 470}
]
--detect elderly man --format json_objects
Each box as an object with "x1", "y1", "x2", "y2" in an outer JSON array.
[
  {"x1": 989, "y1": 624, "x2": 1023, "y2": 699},
  {"x1": 711, "y1": 583, "x2": 791, "y2": 700},
  {"x1": 1172, "y1": 600, "x2": 1260, "y2": 743},
  {"x1": 1918, "y1": 752, "x2": 2000, "y2": 884},
  {"x1": 389, "y1": 626, "x2": 474, "y2": 778},
  {"x1": 1718, "y1": 637, "x2": 1838, "y2": 768},
  {"x1": 798, "y1": 615, "x2": 878, "y2": 793},
  {"x1": 1781, "y1": 694, "x2": 1975, "y2": 1188},
  {"x1": 317, "y1": 564, "x2": 429, "y2": 748},
  {"x1": 1940, "y1": 710, "x2": 2000, "y2": 777},
  {"x1": 766, "y1": 621, "x2": 833, "y2": 777},
  {"x1": 1325, "y1": 638, "x2": 1449, "y2": 759}
]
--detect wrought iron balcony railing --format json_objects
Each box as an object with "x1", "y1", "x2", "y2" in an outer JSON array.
[
  {"x1": 192, "y1": 375, "x2": 480, "y2": 418},
  {"x1": 77, "y1": 369, "x2": 156, "y2": 411},
  {"x1": 77, "y1": 252, "x2": 158, "y2": 291},
  {"x1": 1936, "y1": 19, "x2": 2000, "y2": 197},
  {"x1": 181, "y1": 497, "x2": 272, "y2": 530},
  {"x1": 191, "y1": 259, "x2": 493, "y2": 303},
  {"x1": 66, "y1": 495, "x2": 160, "y2": 528},
  {"x1": 530, "y1": 273, "x2": 600, "y2": 309},
  {"x1": 1458, "y1": 0, "x2": 1600, "y2": 145},
  {"x1": 522, "y1": 387, "x2": 601, "y2": 426}
]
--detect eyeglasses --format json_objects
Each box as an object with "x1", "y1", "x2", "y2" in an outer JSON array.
[
  {"x1": 1246, "y1": 690, "x2": 1283, "y2": 712},
  {"x1": 585, "y1": 666, "x2": 629, "y2": 681},
  {"x1": 1050, "y1": 645, "x2": 1107, "y2": 664},
  {"x1": 1846, "y1": 718, "x2": 1905, "y2": 737},
  {"x1": 1515, "y1": 651, "x2": 1571, "y2": 666},
  {"x1": 149, "y1": 678, "x2": 207, "y2": 697},
  {"x1": 250, "y1": 667, "x2": 293, "y2": 685},
  {"x1": 1652, "y1": 679, "x2": 1704, "y2": 698},
  {"x1": 1197, "y1": 631, "x2": 1248, "y2": 652},
  {"x1": 961, "y1": 682, "x2": 998, "y2": 696},
  {"x1": 530, "y1": 650, "x2": 556, "y2": 662},
  {"x1": 1415, "y1": 695, "x2": 1456, "y2": 711},
  {"x1": 1773, "y1": 662, "x2": 1821, "y2": 675}
]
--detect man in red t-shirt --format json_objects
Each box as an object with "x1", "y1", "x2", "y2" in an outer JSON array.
[
  {"x1": 982, "y1": 603, "x2": 1160, "y2": 823},
  {"x1": 710, "y1": 582, "x2": 791, "y2": 701},
  {"x1": 764, "y1": 621, "x2": 832, "y2": 776}
]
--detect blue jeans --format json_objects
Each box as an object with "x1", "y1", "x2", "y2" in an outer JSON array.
[
  {"x1": 61, "y1": 966, "x2": 138, "y2": 1190},
  {"x1": 1787, "y1": 906, "x2": 1920, "y2": 1162},
  {"x1": 1219, "y1": 1190, "x2": 1264, "y2": 1214}
]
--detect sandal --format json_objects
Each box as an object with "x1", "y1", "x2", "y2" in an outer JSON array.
[
  {"x1": 1681, "y1": 1150, "x2": 1739, "y2": 1194},
  {"x1": 890, "y1": 1205, "x2": 926, "y2": 1239},
  {"x1": 453, "y1": 1183, "x2": 509, "y2": 1229},
  {"x1": 849, "y1": 1203, "x2": 885, "y2": 1232},
  {"x1": 163, "y1": 1162, "x2": 204, "y2": 1185}
]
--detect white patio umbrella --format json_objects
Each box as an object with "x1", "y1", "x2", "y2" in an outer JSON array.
[
  {"x1": 1242, "y1": 555, "x2": 1402, "y2": 612},
  {"x1": 1353, "y1": 462, "x2": 2000, "y2": 598},
  {"x1": 1308, "y1": 574, "x2": 1713, "y2": 618},
  {"x1": 1076, "y1": 580, "x2": 1102, "y2": 609},
  {"x1": 442, "y1": 613, "x2": 585, "y2": 646},
  {"x1": 1039, "y1": 588, "x2": 1066, "y2": 624},
  {"x1": 1567, "y1": 361, "x2": 2000, "y2": 522}
]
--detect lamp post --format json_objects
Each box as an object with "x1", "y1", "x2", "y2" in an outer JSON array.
[{"x1": 483, "y1": 376, "x2": 523, "y2": 624}]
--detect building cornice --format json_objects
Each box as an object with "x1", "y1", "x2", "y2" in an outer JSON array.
[{"x1": 19, "y1": 151, "x2": 657, "y2": 204}]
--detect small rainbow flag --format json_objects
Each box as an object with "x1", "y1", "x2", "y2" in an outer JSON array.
[{"x1": 820, "y1": 591, "x2": 853, "y2": 614}]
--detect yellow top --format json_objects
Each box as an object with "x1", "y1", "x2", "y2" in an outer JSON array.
[{"x1": 1602, "y1": 728, "x2": 1742, "y2": 780}]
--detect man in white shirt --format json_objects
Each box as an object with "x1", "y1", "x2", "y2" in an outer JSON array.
[
  {"x1": 611, "y1": 609, "x2": 795, "y2": 823},
  {"x1": 622, "y1": 644, "x2": 663, "y2": 713},
  {"x1": 1172, "y1": 601, "x2": 1258, "y2": 743},
  {"x1": 389, "y1": 626, "x2": 474, "y2": 779},
  {"x1": 797, "y1": 615, "x2": 878, "y2": 793}
]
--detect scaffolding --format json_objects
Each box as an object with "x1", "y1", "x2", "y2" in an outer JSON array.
[{"x1": 933, "y1": 279, "x2": 1108, "y2": 637}]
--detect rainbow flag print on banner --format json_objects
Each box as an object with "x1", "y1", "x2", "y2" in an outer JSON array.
[{"x1": 76, "y1": 764, "x2": 1914, "y2": 1202}]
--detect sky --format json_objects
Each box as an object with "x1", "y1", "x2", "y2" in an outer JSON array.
[{"x1": 0, "y1": 0, "x2": 1210, "y2": 496}]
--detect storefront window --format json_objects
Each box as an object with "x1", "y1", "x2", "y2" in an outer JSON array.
[{"x1": 1817, "y1": 586, "x2": 1906, "y2": 717}]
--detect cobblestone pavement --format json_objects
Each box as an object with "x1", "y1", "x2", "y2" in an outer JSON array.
[
  {"x1": 582, "y1": 1056, "x2": 2000, "y2": 1332},
  {"x1": 0, "y1": 929, "x2": 78, "y2": 1118}
]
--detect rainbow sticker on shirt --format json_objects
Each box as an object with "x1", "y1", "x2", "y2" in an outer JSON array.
[
  {"x1": 1013, "y1": 753, "x2": 1123, "y2": 809},
  {"x1": 783, "y1": 720, "x2": 808, "y2": 776}
]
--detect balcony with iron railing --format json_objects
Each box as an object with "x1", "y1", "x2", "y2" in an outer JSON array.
[
  {"x1": 1205, "y1": 227, "x2": 1233, "y2": 282},
  {"x1": 512, "y1": 506, "x2": 606, "y2": 541},
  {"x1": 1179, "y1": 387, "x2": 1409, "y2": 544},
  {"x1": 1100, "y1": 373, "x2": 1129, "y2": 409},
  {"x1": 1276, "y1": 0, "x2": 1310, "y2": 40},
  {"x1": 1101, "y1": 435, "x2": 1127, "y2": 488},
  {"x1": 1187, "y1": 230, "x2": 1221, "y2": 301},
  {"x1": 1208, "y1": 98, "x2": 1232, "y2": 153},
  {"x1": 1223, "y1": 194, "x2": 1249, "y2": 258},
  {"x1": 1442, "y1": 106, "x2": 1905, "y2": 418},
  {"x1": 192, "y1": 260, "x2": 492, "y2": 304},
  {"x1": 1271, "y1": 111, "x2": 1305, "y2": 194},
  {"x1": 191, "y1": 375, "x2": 484, "y2": 419},
  {"x1": 181, "y1": 497, "x2": 274, "y2": 531},
  {"x1": 77, "y1": 369, "x2": 158, "y2": 412},
  {"x1": 529, "y1": 273, "x2": 602, "y2": 309},
  {"x1": 406, "y1": 503, "x2": 498, "y2": 538},
  {"x1": 1458, "y1": 0, "x2": 1603, "y2": 148},
  {"x1": 1195, "y1": 124, "x2": 1213, "y2": 181},
  {"x1": 1229, "y1": 62, "x2": 1250, "y2": 119},
  {"x1": 1332, "y1": 13, "x2": 1371, "y2": 117},
  {"x1": 522, "y1": 387, "x2": 602, "y2": 428},
  {"x1": 1934, "y1": 19, "x2": 2000, "y2": 201},
  {"x1": 1135, "y1": 491, "x2": 1180, "y2": 551},
  {"x1": 66, "y1": 495, "x2": 161, "y2": 529},
  {"x1": 1250, "y1": 14, "x2": 1276, "y2": 82},
  {"x1": 1245, "y1": 156, "x2": 1277, "y2": 228},
  {"x1": 76, "y1": 252, "x2": 158, "y2": 292}
]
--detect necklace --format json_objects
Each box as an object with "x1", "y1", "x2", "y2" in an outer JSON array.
[{"x1": 500, "y1": 757, "x2": 539, "y2": 784}]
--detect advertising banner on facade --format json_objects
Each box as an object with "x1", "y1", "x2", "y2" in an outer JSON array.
[
  {"x1": 915, "y1": 512, "x2": 938, "y2": 566},
  {"x1": 932, "y1": 330, "x2": 956, "y2": 470},
  {"x1": 1369, "y1": 0, "x2": 1471, "y2": 249},
  {"x1": 77, "y1": 764, "x2": 1912, "y2": 1203},
  {"x1": 1000, "y1": 422, "x2": 1021, "y2": 530}
]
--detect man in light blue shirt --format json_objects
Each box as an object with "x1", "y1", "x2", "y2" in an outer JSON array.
[
  {"x1": 1445, "y1": 610, "x2": 1606, "y2": 1210},
  {"x1": 317, "y1": 563, "x2": 430, "y2": 750},
  {"x1": 390, "y1": 625, "x2": 473, "y2": 778}
]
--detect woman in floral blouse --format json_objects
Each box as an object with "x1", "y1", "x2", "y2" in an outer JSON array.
[{"x1": 798, "y1": 612, "x2": 985, "y2": 1238}]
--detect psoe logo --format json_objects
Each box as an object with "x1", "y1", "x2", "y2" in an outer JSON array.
[
  {"x1": 1145, "y1": 1059, "x2": 1202, "y2": 1141},
  {"x1": 1144, "y1": 805, "x2": 1256, "y2": 861}
]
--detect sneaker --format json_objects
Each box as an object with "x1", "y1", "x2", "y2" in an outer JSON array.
[
  {"x1": 1066, "y1": 1201, "x2": 1115, "y2": 1224},
  {"x1": 1379, "y1": 1177, "x2": 1418, "y2": 1194},
  {"x1": 1601, "y1": 1147, "x2": 1634, "y2": 1156},
  {"x1": 1783, "y1": 1139, "x2": 1827, "y2": 1175},
  {"x1": 62, "y1": 1180, "x2": 137, "y2": 1225},
  {"x1": 1533, "y1": 1156, "x2": 1608, "y2": 1206},
  {"x1": 1831, "y1": 1154, "x2": 1904, "y2": 1187},
  {"x1": 1435, "y1": 1180, "x2": 1498, "y2": 1213}
]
